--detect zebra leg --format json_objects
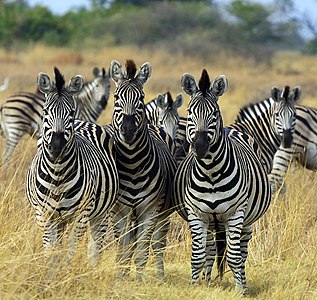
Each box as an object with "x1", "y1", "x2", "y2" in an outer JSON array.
[
  {"x1": 240, "y1": 225, "x2": 252, "y2": 292},
  {"x1": 42, "y1": 219, "x2": 63, "y2": 281},
  {"x1": 269, "y1": 147, "x2": 293, "y2": 195},
  {"x1": 202, "y1": 226, "x2": 215, "y2": 283},
  {"x1": 152, "y1": 211, "x2": 171, "y2": 279},
  {"x1": 113, "y1": 206, "x2": 135, "y2": 278},
  {"x1": 67, "y1": 214, "x2": 89, "y2": 263},
  {"x1": 88, "y1": 214, "x2": 109, "y2": 267},
  {"x1": 226, "y1": 209, "x2": 246, "y2": 293},
  {"x1": 188, "y1": 212, "x2": 207, "y2": 284},
  {"x1": 134, "y1": 217, "x2": 157, "y2": 281}
]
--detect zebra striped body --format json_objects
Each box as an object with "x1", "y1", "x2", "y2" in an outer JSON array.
[
  {"x1": 230, "y1": 86, "x2": 301, "y2": 174},
  {"x1": 0, "y1": 67, "x2": 110, "y2": 164},
  {"x1": 26, "y1": 68, "x2": 118, "y2": 272},
  {"x1": 174, "y1": 70, "x2": 271, "y2": 292},
  {"x1": 109, "y1": 60, "x2": 177, "y2": 280},
  {"x1": 270, "y1": 104, "x2": 317, "y2": 192}
]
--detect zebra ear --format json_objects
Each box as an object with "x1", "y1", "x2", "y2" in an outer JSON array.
[
  {"x1": 68, "y1": 75, "x2": 84, "y2": 95},
  {"x1": 181, "y1": 74, "x2": 198, "y2": 96},
  {"x1": 156, "y1": 94, "x2": 168, "y2": 109},
  {"x1": 293, "y1": 86, "x2": 301, "y2": 102},
  {"x1": 212, "y1": 75, "x2": 228, "y2": 97},
  {"x1": 93, "y1": 67, "x2": 101, "y2": 77},
  {"x1": 173, "y1": 94, "x2": 184, "y2": 109},
  {"x1": 136, "y1": 62, "x2": 152, "y2": 85},
  {"x1": 271, "y1": 86, "x2": 281, "y2": 101},
  {"x1": 110, "y1": 60, "x2": 124, "y2": 85},
  {"x1": 37, "y1": 72, "x2": 54, "y2": 94}
]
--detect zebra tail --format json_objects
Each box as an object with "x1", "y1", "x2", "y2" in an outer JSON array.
[{"x1": 214, "y1": 219, "x2": 226, "y2": 279}]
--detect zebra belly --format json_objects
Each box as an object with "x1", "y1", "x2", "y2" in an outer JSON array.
[
  {"x1": 185, "y1": 189, "x2": 248, "y2": 222},
  {"x1": 301, "y1": 141, "x2": 317, "y2": 169}
]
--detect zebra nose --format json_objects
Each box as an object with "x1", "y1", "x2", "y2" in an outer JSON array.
[
  {"x1": 121, "y1": 115, "x2": 137, "y2": 135},
  {"x1": 281, "y1": 129, "x2": 293, "y2": 148},
  {"x1": 48, "y1": 131, "x2": 67, "y2": 158},
  {"x1": 193, "y1": 131, "x2": 209, "y2": 159}
]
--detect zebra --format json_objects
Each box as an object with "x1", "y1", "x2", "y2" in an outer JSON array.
[
  {"x1": 145, "y1": 91, "x2": 184, "y2": 140},
  {"x1": 0, "y1": 67, "x2": 110, "y2": 165},
  {"x1": 108, "y1": 59, "x2": 177, "y2": 280},
  {"x1": 270, "y1": 104, "x2": 317, "y2": 193},
  {"x1": 26, "y1": 67, "x2": 118, "y2": 275},
  {"x1": 173, "y1": 69, "x2": 271, "y2": 293},
  {"x1": 173, "y1": 86, "x2": 301, "y2": 172},
  {"x1": 229, "y1": 85, "x2": 301, "y2": 192}
]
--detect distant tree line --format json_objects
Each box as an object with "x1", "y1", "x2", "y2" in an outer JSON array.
[{"x1": 0, "y1": 0, "x2": 316, "y2": 62}]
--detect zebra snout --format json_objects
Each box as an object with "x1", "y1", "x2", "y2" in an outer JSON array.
[
  {"x1": 281, "y1": 129, "x2": 293, "y2": 148},
  {"x1": 47, "y1": 131, "x2": 67, "y2": 159},
  {"x1": 121, "y1": 115, "x2": 137, "y2": 143},
  {"x1": 193, "y1": 131, "x2": 209, "y2": 159}
]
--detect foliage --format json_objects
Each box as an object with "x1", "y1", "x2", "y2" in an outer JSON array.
[{"x1": 0, "y1": 0, "x2": 310, "y2": 62}]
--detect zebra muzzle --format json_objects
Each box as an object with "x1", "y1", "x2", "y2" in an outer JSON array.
[
  {"x1": 47, "y1": 131, "x2": 67, "y2": 159},
  {"x1": 121, "y1": 115, "x2": 137, "y2": 144},
  {"x1": 281, "y1": 129, "x2": 293, "y2": 148},
  {"x1": 192, "y1": 131, "x2": 209, "y2": 159}
]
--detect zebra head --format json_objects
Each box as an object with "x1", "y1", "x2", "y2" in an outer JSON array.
[
  {"x1": 271, "y1": 85, "x2": 301, "y2": 148},
  {"x1": 181, "y1": 69, "x2": 228, "y2": 159},
  {"x1": 156, "y1": 92, "x2": 184, "y2": 140},
  {"x1": 37, "y1": 67, "x2": 83, "y2": 160},
  {"x1": 92, "y1": 67, "x2": 111, "y2": 109},
  {"x1": 110, "y1": 59, "x2": 151, "y2": 145}
]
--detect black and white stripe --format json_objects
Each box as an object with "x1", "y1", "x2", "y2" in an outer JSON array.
[
  {"x1": 145, "y1": 91, "x2": 183, "y2": 140},
  {"x1": 173, "y1": 69, "x2": 271, "y2": 292},
  {"x1": 230, "y1": 86, "x2": 301, "y2": 174},
  {"x1": 270, "y1": 104, "x2": 317, "y2": 193},
  {"x1": 108, "y1": 60, "x2": 177, "y2": 280},
  {"x1": 26, "y1": 68, "x2": 118, "y2": 272},
  {"x1": 0, "y1": 67, "x2": 110, "y2": 164}
]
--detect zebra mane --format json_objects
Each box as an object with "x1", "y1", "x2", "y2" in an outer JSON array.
[
  {"x1": 54, "y1": 67, "x2": 65, "y2": 96},
  {"x1": 198, "y1": 69, "x2": 211, "y2": 96},
  {"x1": 281, "y1": 86, "x2": 290, "y2": 101},
  {"x1": 126, "y1": 59, "x2": 137, "y2": 80},
  {"x1": 165, "y1": 91, "x2": 173, "y2": 107}
]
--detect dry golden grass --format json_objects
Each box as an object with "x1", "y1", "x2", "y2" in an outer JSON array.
[{"x1": 0, "y1": 45, "x2": 316, "y2": 299}]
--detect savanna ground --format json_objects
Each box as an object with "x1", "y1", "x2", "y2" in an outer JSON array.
[{"x1": 0, "y1": 45, "x2": 316, "y2": 299}]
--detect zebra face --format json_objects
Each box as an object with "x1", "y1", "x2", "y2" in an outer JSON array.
[
  {"x1": 271, "y1": 86, "x2": 301, "y2": 148},
  {"x1": 181, "y1": 70, "x2": 228, "y2": 159},
  {"x1": 38, "y1": 67, "x2": 83, "y2": 160},
  {"x1": 92, "y1": 67, "x2": 110, "y2": 109},
  {"x1": 156, "y1": 92, "x2": 184, "y2": 140},
  {"x1": 110, "y1": 60, "x2": 152, "y2": 145},
  {"x1": 112, "y1": 83, "x2": 145, "y2": 144}
]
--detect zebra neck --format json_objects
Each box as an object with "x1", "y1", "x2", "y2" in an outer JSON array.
[
  {"x1": 195, "y1": 131, "x2": 230, "y2": 172},
  {"x1": 114, "y1": 121, "x2": 152, "y2": 160},
  {"x1": 42, "y1": 140, "x2": 78, "y2": 172}
]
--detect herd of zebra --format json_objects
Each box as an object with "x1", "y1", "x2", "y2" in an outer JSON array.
[{"x1": 1, "y1": 59, "x2": 317, "y2": 293}]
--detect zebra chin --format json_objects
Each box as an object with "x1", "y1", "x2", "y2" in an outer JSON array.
[
  {"x1": 119, "y1": 132, "x2": 137, "y2": 145},
  {"x1": 281, "y1": 129, "x2": 293, "y2": 148}
]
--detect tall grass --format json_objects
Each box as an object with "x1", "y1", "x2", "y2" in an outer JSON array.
[{"x1": 0, "y1": 45, "x2": 316, "y2": 299}]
